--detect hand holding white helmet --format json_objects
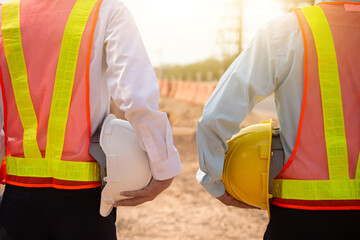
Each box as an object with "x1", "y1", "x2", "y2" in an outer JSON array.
[{"x1": 99, "y1": 114, "x2": 152, "y2": 217}]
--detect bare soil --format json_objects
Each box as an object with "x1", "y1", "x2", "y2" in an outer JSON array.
[{"x1": 115, "y1": 97, "x2": 278, "y2": 240}]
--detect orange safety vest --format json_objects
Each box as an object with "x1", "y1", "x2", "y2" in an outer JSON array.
[
  {"x1": 272, "y1": 2, "x2": 360, "y2": 210},
  {"x1": 0, "y1": 0, "x2": 103, "y2": 189}
]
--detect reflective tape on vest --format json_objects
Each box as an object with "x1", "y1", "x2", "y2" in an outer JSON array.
[
  {"x1": 273, "y1": 6, "x2": 353, "y2": 200},
  {"x1": 1, "y1": 0, "x2": 100, "y2": 182},
  {"x1": 6, "y1": 156, "x2": 100, "y2": 182},
  {"x1": 303, "y1": 6, "x2": 349, "y2": 181},
  {"x1": 46, "y1": 0, "x2": 98, "y2": 160},
  {"x1": 356, "y1": 152, "x2": 360, "y2": 179},
  {"x1": 1, "y1": 0, "x2": 42, "y2": 159},
  {"x1": 273, "y1": 179, "x2": 360, "y2": 200}
]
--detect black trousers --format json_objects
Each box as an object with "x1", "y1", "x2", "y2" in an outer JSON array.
[
  {"x1": 264, "y1": 204, "x2": 360, "y2": 240},
  {"x1": 0, "y1": 184, "x2": 117, "y2": 240}
]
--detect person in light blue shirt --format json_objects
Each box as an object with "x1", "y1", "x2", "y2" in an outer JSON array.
[{"x1": 196, "y1": 0, "x2": 360, "y2": 239}]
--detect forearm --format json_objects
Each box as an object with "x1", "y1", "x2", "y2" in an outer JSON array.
[
  {"x1": 196, "y1": 28, "x2": 279, "y2": 197},
  {"x1": 104, "y1": 2, "x2": 181, "y2": 180}
]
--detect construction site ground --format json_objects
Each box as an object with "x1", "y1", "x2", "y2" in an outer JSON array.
[{"x1": 115, "y1": 96, "x2": 278, "y2": 240}]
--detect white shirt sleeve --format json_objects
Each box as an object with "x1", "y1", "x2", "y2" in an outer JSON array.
[
  {"x1": 103, "y1": 2, "x2": 182, "y2": 180},
  {"x1": 196, "y1": 25, "x2": 282, "y2": 198}
]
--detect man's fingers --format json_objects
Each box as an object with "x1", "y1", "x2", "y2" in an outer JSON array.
[
  {"x1": 120, "y1": 189, "x2": 148, "y2": 198},
  {"x1": 120, "y1": 183, "x2": 153, "y2": 198},
  {"x1": 115, "y1": 178, "x2": 174, "y2": 207},
  {"x1": 229, "y1": 199, "x2": 255, "y2": 209},
  {"x1": 217, "y1": 192, "x2": 259, "y2": 209},
  {"x1": 113, "y1": 197, "x2": 149, "y2": 207}
]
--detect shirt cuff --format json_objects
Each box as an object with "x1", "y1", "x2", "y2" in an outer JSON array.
[
  {"x1": 196, "y1": 170, "x2": 225, "y2": 198},
  {"x1": 200, "y1": 180, "x2": 225, "y2": 198},
  {"x1": 150, "y1": 150, "x2": 182, "y2": 180}
]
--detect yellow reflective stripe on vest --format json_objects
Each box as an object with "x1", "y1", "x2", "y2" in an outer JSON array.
[
  {"x1": 272, "y1": 179, "x2": 360, "y2": 200},
  {"x1": 302, "y1": 6, "x2": 349, "y2": 180},
  {"x1": 46, "y1": 0, "x2": 98, "y2": 160},
  {"x1": 6, "y1": 156, "x2": 100, "y2": 182},
  {"x1": 356, "y1": 152, "x2": 360, "y2": 179},
  {"x1": 1, "y1": 0, "x2": 41, "y2": 158}
]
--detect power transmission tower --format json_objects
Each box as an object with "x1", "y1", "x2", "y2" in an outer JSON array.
[
  {"x1": 217, "y1": 0, "x2": 313, "y2": 73},
  {"x1": 217, "y1": 0, "x2": 244, "y2": 71}
]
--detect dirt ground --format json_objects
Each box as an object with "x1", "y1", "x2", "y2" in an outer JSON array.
[{"x1": 115, "y1": 97, "x2": 278, "y2": 240}]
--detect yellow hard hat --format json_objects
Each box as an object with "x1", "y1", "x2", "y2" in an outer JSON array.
[{"x1": 222, "y1": 120, "x2": 274, "y2": 212}]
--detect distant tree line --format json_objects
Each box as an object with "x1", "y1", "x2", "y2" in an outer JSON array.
[{"x1": 155, "y1": 54, "x2": 238, "y2": 82}]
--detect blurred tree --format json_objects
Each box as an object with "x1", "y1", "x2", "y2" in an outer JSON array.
[
  {"x1": 156, "y1": 0, "x2": 314, "y2": 82},
  {"x1": 155, "y1": 55, "x2": 237, "y2": 82}
]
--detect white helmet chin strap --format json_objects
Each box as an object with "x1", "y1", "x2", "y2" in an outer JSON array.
[{"x1": 98, "y1": 114, "x2": 152, "y2": 217}]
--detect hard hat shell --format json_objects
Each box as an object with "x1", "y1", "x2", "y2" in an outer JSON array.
[
  {"x1": 222, "y1": 120, "x2": 274, "y2": 212},
  {"x1": 99, "y1": 114, "x2": 152, "y2": 217}
]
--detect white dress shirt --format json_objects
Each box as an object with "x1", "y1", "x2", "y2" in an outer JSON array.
[
  {"x1": 196, "y1": 0, "x2": 360, "y2": 197},
  {"x1": 0, "y1": 0, "x2": 182, "y2": 180}
]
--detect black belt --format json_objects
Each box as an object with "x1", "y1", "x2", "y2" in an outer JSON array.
[{"x1": 269, "y1": 128, "x2": 285, "y2": 193}]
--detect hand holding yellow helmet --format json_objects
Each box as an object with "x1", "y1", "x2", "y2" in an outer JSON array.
[{"x1": 222, "y1": 120, "x2": 275, "y2": 213}]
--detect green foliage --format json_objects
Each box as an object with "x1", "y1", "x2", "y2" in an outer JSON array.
[{"x1": 156, "y1": 55, "x2": 238, "y2": 82}]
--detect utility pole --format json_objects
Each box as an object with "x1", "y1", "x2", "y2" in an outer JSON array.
[
  {"x1": 237, "y1": 0, "x2": 244, "y2": 54},
  {"x1": 217, "y1": 0, "x2": 244, "y2": 71}
]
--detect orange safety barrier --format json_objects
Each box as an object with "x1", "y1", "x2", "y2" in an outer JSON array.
[
  {"x1": 193, "y1": 83, "x2": 205, "y2": 105},
  {"x1": 158, "y1": 80, "x2": 163, "y2": 94},
  {"x1": 160, "y1": 80, "x2": 171, "y2": 97},
  {"x1": 202, "y1": 83, "x2": 216, "y2": 105},
  {"x1": 168, "y1": 81, "x2": 178, "y2": 98},
  {"x1": 193, "y1": 82, "x2": 217, "y2": 106},
  {"x1": 188, "y1": 82, "x2": 199, "y2": 104},
  {"x1": 158, "y1": 79, "x2": 217, "y2": 106},
  {"x1": 182, "y1": 81, "x2": 193, "y2": 102},
  {"x1": 174, "y1": 81, "x2": 186, "y2": 101}
]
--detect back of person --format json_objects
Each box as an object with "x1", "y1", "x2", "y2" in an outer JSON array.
[
  {"x1": 196, "y1": 1, "x2": 360, "y2": 239},
  {"x1": 0, "y1": 1, "x2": 112, "y2": 239},
  {"x1": 0, "y1": 0, "x2": 102, "y2": 189},
  {"x1": 272, "y1": 1, "x2": 360, "y2": 209},
  {"x1": 0, "y1": 0, "x2": 182, "y2": 239}
]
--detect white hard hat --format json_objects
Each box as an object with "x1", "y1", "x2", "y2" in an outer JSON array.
[{"x1": 99, "y1": 114, "x2": 152, "y2": 217}]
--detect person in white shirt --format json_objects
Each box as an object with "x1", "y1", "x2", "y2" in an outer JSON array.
[
  {"x1": 0, "y1": 0, "x2": 181, "y2": 239},
  {"x1": 196, "y1": 0, "x2": 360, "y2": 239}
]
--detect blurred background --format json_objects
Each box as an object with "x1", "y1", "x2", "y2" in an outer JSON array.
[
  {"x1": 114, "y1": 1, "x2": 314, "y2": 240},
  {"x1": 124, "y1": 0, "x2": 314, "y2": 81},
  {"x1": 0, "y1": 0, "x2": 314, "y2": 239}
]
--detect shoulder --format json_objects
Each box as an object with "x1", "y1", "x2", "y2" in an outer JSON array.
[
  {"x1": 99, "y1": 0, "x2": 131, "y2": 17},
  {"x1": 98, "y1": 0, "x2": 134, "y2": 24},
  {"x1": 99, "y1": 0, "x2": 127, "y2": 10},
  {"x1": 248, "y1": 11, "x2": 303, "y2": 59},
  {"x1": 257, "y1": 12, "x2": 300, "y2": 39}
]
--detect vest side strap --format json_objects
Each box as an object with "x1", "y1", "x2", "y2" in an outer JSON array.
[
  {"x1": 356, "y1": 152, "x2": 360, "y2": 179},
  {"x1": 1, "y1": 0, "x2": 41, "y2": 158},
  {"x1": 46, "y1": 0, "x2": 99, "y2": 160},
  {"x1": 301, "y1": 6, "x2": 349, "y2": 180},
  {"x1": 272, "y1": 178, "x2": 360, "y2": 200},
  {"x1": 6, "y1": 156, "x2": 100, "y2": 182}
]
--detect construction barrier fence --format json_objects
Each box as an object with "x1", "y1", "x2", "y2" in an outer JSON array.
[{"x1": 158, "y1": 80, "x2": 217, "y2": 106}]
